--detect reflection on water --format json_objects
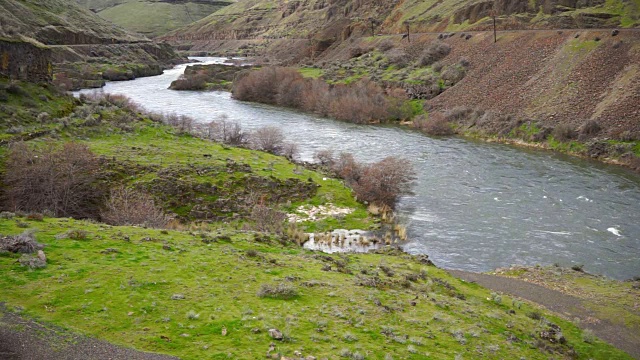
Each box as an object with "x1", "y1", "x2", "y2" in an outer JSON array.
[{"x1": 76, "y1": 58, "x2": 640, "y2": 280}]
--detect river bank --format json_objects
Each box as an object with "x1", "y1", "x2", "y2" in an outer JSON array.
[{"x1": 75, "y1": 59, "x2": 640, "y2": 280}]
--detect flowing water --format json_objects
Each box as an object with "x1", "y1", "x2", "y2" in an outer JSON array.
[{"x1": 77, "y1": 58, "x2": 640, "y2": 280}]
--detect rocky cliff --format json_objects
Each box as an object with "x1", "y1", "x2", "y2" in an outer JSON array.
[{"x1": 0, "y1": 39, "x2": 52, "y2": 82}]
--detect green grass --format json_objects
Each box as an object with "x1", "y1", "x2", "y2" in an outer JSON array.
[
  {"x1": 94, "y1": 1, "x2": 233, "y2": 37},
  {"x1": 548, "y1": 137, "x2": 587, "y2": 154},
  {"x1": 0, "y1": 217, "x2": 631, "y2": 359},
  {"x1": 298, "y1": 67, "x2": 324, "y2": 79}
]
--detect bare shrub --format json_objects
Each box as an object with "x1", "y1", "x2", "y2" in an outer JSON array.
[
  {"x1": 250, "y1": 204, "x2": 286, "y2": 233},
  {"x1": 102, "y1": 186, "x2": 168, "y2": 228},
  {"x1": 0, "y1": 230, "x2": 43, "y2": 254},
  {"x1": 413, "y1": 113, "x2": 455, "y2": 136},
  {"x1": 377, "y1": 39, "x2": 395, "y2": 52},
  {"x1": 552, "y1": 124, "x2": 577, "y2": 142},
  {"x1": 281, "y1": 142, "x2": 299, "y2": 160},
  {"x1": 441, "y1": 65, "x2": 466, "y2": 86},
  {"x1": 84, "y1": 92, "x2": 140, "y2": 113},
  {"x1": 579, "y1": 120, "x2": 601, "y2": 137},
  {"x1": 18, "y1": 254, "x2": 47, "y2": 269},
  {"x1": 418, "y1": 42, "x2": 451, "y2": 67},
  {"x1": 252, "y1": 126, "x2": 285, "y2": 153},
  {"x1": 351, "y1": 157, "x2": 416, "y2": 208},
  {"x1": 387, "y1": 52, "x2": 410, "y2": 68},
  {"x1": 257, "y1": 283, "x2": 298, "y2": 299},
  {"x1": 4, "y1": 142, "x2": 100, "y2": 218},
  {"x1": 216, "y1": 117, "x2": 248, "y2": 145},
  {"x1": 328, "y1": 79, "x2": 390, "y2": 123},
  {"x1": 233, "y1": 67, "x2": 302, "y2": 104},
  {"x1": 163, "y1": 113, "x2": 194, "y2": 134},
  {"x1": 314, "y1": 149, "x2": 335, "y2": 167},
  {"x1": 233, "y1": 67, "x2": 407, "y2": 124},
  {"x1": 332, "y1": 152, "x2": 362, "y2": 184}
]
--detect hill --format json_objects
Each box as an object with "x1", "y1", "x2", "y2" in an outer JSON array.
[
  {"x1": 0, "y1": 0, "x2": 183, "y2": 89},
  {"x1": 75, "y1": 0, "x2": 234, "y2": 38},
  {"x1": 0, "y1": 0, "x2": 134, "y2": 44},
  {"x1": 165, "y1": 0, "x2": 640, "y2": 44}
]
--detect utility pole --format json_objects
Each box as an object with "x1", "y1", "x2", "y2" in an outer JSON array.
[
  {"x1": 490, "y1": 9, "x2": 497, "y2": 43},
  {"x1": 403, "y1": 21, "x2": 411, "y2": 43}
]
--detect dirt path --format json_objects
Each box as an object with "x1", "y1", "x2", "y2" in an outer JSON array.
[
  {"x1": 448, "y1": 270, "x2": 640, "y2": 359},
  {"x1": 0, "y1": 304, "x2": 178, "y2": 360}
]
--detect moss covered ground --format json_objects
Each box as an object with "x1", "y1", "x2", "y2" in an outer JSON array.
[{"x1": 0, "y1": 217, "x2": 632, "y2": 359}]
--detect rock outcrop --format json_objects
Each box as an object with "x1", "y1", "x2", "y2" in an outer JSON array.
[{"x1": 0, "y1": 40, "x2": 52, "y2": 82}]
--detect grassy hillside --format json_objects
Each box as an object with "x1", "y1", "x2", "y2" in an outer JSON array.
[
  {"x1": 1, "y1": 216, "x2": 632, "y2": 359},
  {"x1": 76, "y1": 0, "x2": 234, "y2": 37},
  {"x1": 0, "y1": 0, "x2": 136, "y2": 43}
]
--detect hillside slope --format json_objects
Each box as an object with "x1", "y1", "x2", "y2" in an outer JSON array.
[
  {"x1": 75, "y1": 0, "x2": 234, "y2": 37},
  {"x1": 0, "y1": 0, "x2": 135, "y2": 44},
  {"x1": 165, "y1": 0, "x2": 640, "y2": 44},
  {"x1": 0, "y1": 0, "x2": 182, "y2": 89}
]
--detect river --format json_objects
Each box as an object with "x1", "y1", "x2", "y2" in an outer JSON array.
[{"x1": 77, "y1": 58, "x2": 640, "y2": 280}]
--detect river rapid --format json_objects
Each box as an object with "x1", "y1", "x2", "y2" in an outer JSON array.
[{"x1": 77, "y1": 58, "x2": 640, "y2": 280}]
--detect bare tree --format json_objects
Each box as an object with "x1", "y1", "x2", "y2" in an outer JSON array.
[
  {"x1": 250, "y1": 204, "x2": 286, "y2": 234},
  {"x1": 352, "y1": 157, "x2": 416, "y2": 208},
  {"x1": 219, "y1": 118, "x2": 248, "y2": 145},
  {"x1": 252, "y1": 126, "x2": 285, "y2": 153},
  {"x1": 101, "y1": 186, "x2": 168, "y2": 228},
  {"x1": 4, "y1": 142, "x2": 101, "y2": 218},
  {"x1": 281, "y1": 142, "x2": 299, "y2": 160}
]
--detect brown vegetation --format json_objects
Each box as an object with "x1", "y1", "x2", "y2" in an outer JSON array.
[
  {"x1": 101, "y1": 186, "x2": 169, "y2": 228},
  {"x1": 317, "y1": 152, "x2": 415, "y2": 208},
  {"x1": 412, "y1": 113, "x2": 455, "y2": 136},
  {"x1": 4, "y1": 142, "x2": 101, "y2": 218},
  {"x1": 232, "y1": 67, "x2": 410, "y2": 123}
]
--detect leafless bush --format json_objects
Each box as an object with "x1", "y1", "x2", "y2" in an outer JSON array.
[
  {"x1": 351, "y1": 157, "x2": 416, "y2": 208},
  {"x1": 281, "y1": 142, "x2": 299, "y2": 160},
  {"x1": 418, "y1": 42, "x2": 451, "y2": 67},
  {"x1": 0, "y1": 230, "x2": 43, "y2": 254},
  {"x1": 250, "y1": 204, "x2": 286, "y2": 233},
  {"x1": 83, "y1": 92, "x2": 140, "y2": 113},
  {"x1": 327, "y1": 79, "x2": 390, "y2": 123},
  {"x1": 4, "y1": 142, "x2": 100, "y2": 218},
  {"x1": 19, "y1": 254, "x2": 47, "y2": 269},
  {"x1": 257, "y1": 283, "x2": 298, "y2": 299},
  {"x1": 233, "y1": 67, "x2": 303, "y2": 104},
  {"x1": 252, "y1": 126, "x2": 285, "y2": 153},
  {"x1": 101, "y1": 186, "x2": 168, "y2": 228},
  {"x1": 579, "y1": 120, "x2": 601, "y2": 137},
  {"x1": 413, "y1": 113, "x2": 455, "y2": 136},
  {"x1": 441, "y1": 65, "x2": 466, "y2": 86},
  {"x1": 314, "y1": 149, "x2": 335, "y2": 167},
  {"x1": 377, "y1": 39, "x2": 395, "y2": 52},
  {"x1": 387, "y1": 52, "x2": 411, "y2": 68},
  {"x1": 233, "y1": 67, "x2": 406, "y2": 124},
  {"x1": 552, "y1": 124, "x2": 577, "y2": 142},
  {"x1": 163, "y1": 113, "x2": 194, "y2": 134},
  {"x1": 332, "y1": 152, "x2": 362, "y2": 184},
  {"x1": 444, "y1": 106, "x2": 474, "y2": 123}
]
